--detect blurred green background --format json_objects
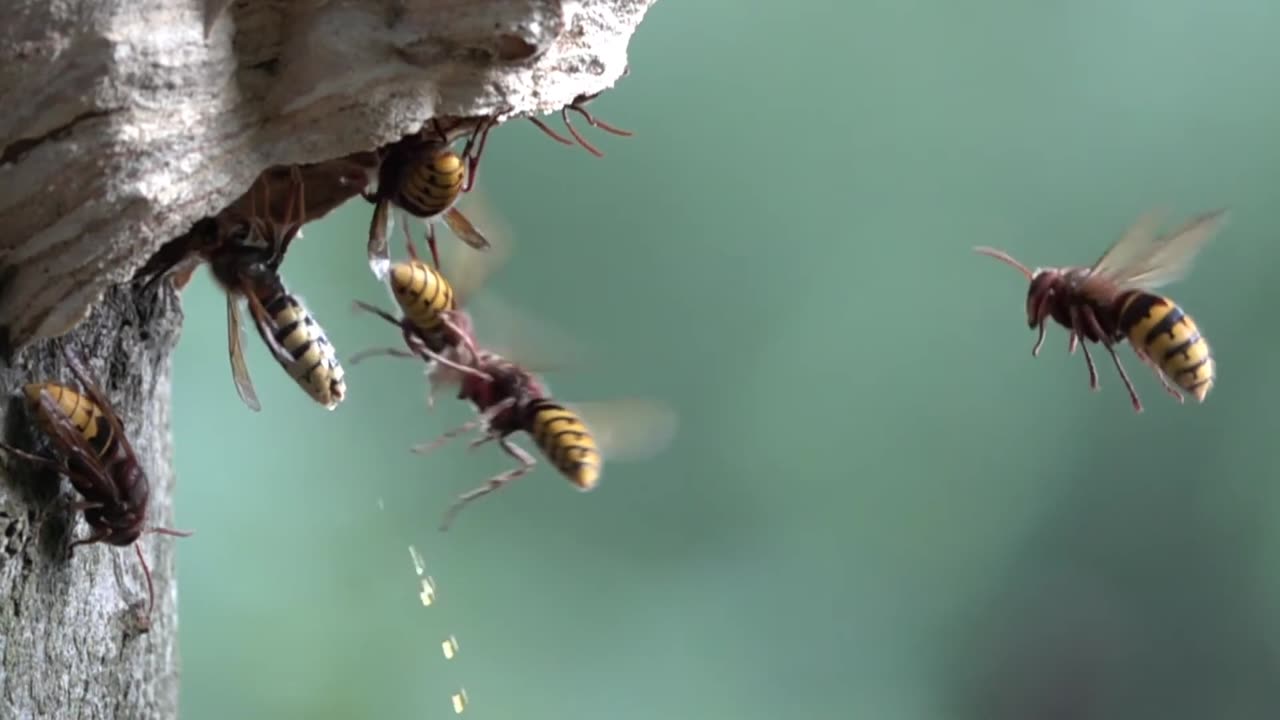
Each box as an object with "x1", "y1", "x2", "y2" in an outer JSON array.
[{"x1": 173, "y1": 2, "x2": 1280, "y2": 718}]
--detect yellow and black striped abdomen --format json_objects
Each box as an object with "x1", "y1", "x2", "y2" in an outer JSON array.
[
  {"x1": 262, "y1": 292, "x2": 347, "y2": 409},
  {"x1": 389, "y1": 260, "x2": 456, "y2": 335},
  {"x1": 24, "y1": 383, "x2": 113, "y2": 453},
  {"x1": 399, "y1": 148, "x2": 464, "y2": 218},
  {"x1": 1117, "y1": 291, "x2": 1215, "y2": 402},
  {"x1": 525, "y1": 399, "x2": 603, "y2": 490}
]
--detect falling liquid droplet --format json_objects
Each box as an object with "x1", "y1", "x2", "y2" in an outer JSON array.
[
  {"x1": 420, "y1": 576, "x2": 436, "y2": 607},
  {"x1": 409, "y1": 545, "x2": 426, "y2": 576},
  {"x1": 451, "y1": 689, "x2": 468, "y2": 714},
  {"x1": 376, "y1": 496, "x2": 385, "y2": 511},
  {"x1": 442, "y1": 635, "x2": 459, "y2": 659}
]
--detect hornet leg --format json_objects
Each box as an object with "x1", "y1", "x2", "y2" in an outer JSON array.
[
  {"x1": 528, "y1": 115, "x2": 575, "y2": 147},
  {"x1": 570, "y1": 101, "x2": 635, "y2": 138},
  {"x1": 561, "y1": 105, "x2": 606, "y2": 158},
  {"x1": 348, "y1": 347, "x2": 418, "y2": 366},
  {"x1": 68, "y1": 523, "x2": 112, "y2": 554},
  {"x1": 403, "y1": 210, "x2": 421, "y2": 263},
  {"x1": 468, "y1": 434, "x2": 497, "y2": 451},
  {"x1": 440, "y1": 311, "x2": 483, "y2": 362},
  {"x1": 1067, "y1": 306, "x2": 1100, "y2": 391},
  {"x1": 416, "y1": 348, "x2": 490, "y2": 382},
  {"x1": 1031, "y1": 321, "x2": 1047, "y2": 357},
  {"x1": 130, "y1": 527, "x2": 194, "y2": 622},
  {"x1": 351, "y1": 300, "x2": 402, "y2": 328},
  {"x1": 425, "y1": 222, "x2": 442, "y2": 270},
  {"x1": 460, "y1": 116, "x2": 495, "y2": 193},
  {"x1": 148, "y1": 526, "x2": 195, "y2": 538},
  {"x1": 411, "y1": 419, "x2": 485, "y2": 455},
  {"x1": 0, "y1": 443, "x2": 67, "y2": 474},
  {"x1": 1103, "y1": 344, "x2": 1143, "y2": 413},
  {"x1": 67, "y1": 499, "x2": 105, "y2": 514},
  {"x1": 400, "y1": 326, "x2": 490, "y2": 382},
  {"x1": 411, "y1": 398, "x2": 517, "y2": 455},
  {"x1": 128, "y1": 542, "x2": 157, "y2": 622},
  {"x1": 1131, "y1": 346, "x2": 1185, "y2": 403},
  {"x1": 439, "y1": 437, "x2": 536, "y2": 532},
  {"x1": 1079, "y1": 306, "x2": 1142, "y2": 413},
  {"x1": 1030, "y1": 292, "x2": 1053, "y2": 357}
]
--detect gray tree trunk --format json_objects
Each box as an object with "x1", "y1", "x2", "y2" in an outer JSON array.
[
  {"x1": 0, "y1": 0, "x2": 656, "y2": 717},
  {"x1": 0, "y1": 283, "x2": 185, "y2": 719}
]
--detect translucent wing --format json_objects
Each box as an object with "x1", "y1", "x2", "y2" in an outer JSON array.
[
  {"x1": 469, "y1": 292, "x2": 593, "y2": 375},
  {"x1": 232, "y1": 165, "x2": 306, "y2": 263},
  {"x1": 60, "y1": 347, "x2": 142, "y2": 471},
  {"x1": 226, "y1": 294, "x2": 262, "y2": 412},
  {"x1": 243, "y1": 287, "x2": 295, "y2": 371},
  {"x1": 442, "y1": 207, "x2": 492, "y2": 251},
  {"x1": 368, "y1": 199, "x2": 392, "y2": 281},
  {"x1": 440, "y1": 191, "x2": 591, "y2": 373},
  {"x1": 1089, "y1": 209, "x2": 1166, "y2": 279},
  {"x1": 440, "y1": 189, "x2": 512, "y2": 305},
  {"x1": 1107, "y1": 208, "x2": 1227, "y2": 289},
  {"x1": 1090, "y1": 208, "x2": 1226, "y2": 290},
  {"x1": 567, "y1": 398, "x2": 679, "y2": 462},
  {"x1": 292, "y1": 153, "x2": 377, "y2": 225},
  {"x1": 33, "y1": 388, "x2": 120, "y2": 501}
]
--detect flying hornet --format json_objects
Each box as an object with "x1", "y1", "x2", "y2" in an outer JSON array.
[
  {"x1": 413, "y1": 345, "x2": 678, "y2": 532},
  {"x1": 350, "y1": 189, "x2": 579, "y2": 409},
  {"x1": 357, "y1": 193, "x2": 677, "y2": 529},
  {"x1": 975, "y1": 208, "x2": 1226, "y2": 412}
]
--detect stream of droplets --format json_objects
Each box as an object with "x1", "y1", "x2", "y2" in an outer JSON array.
[{"x1": 409, "y1": 543, "x2": 468, "y2": 714}]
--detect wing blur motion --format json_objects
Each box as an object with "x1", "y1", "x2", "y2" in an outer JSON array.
[
  {"x1": 441, "y1": 190, "x2": 513, "y2": 305},
  {"x1": 1090, "y1": 209, "x2": 1166, "y2": 278},
  {"x1": 442, "y1": 207, "x2": 492, "y2": 251},
  {"x1": 439, "y1": 191, "x2": 592, "y2": 373},
  {"x1": 1090, "y1": 208, "x2": 1227, "y2": 290},
  {"x1": 568, "y1": 398, "x2": 679, "y2": 462},
  {"x1": 1109, "y1": 209, "x2": 1227, "y2": 289}
]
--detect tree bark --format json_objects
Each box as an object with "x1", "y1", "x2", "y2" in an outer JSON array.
[
  {"x1": 0, "y1": 0, "x2": 656, "y2": 717},
  {"x1": 0, "y1": 282, "x2": 184, "y2": 720}
]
